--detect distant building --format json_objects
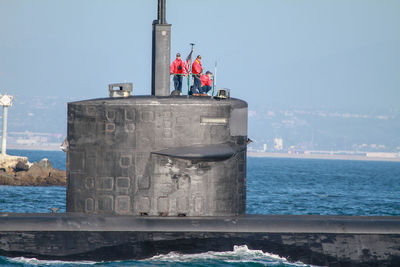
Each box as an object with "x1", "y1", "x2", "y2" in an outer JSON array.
[
  {"x1": 263, "y1": 144, "x2": 267, "y2": 152},
  {"x1": 274, "y1": 138, "x2": 283, "y2": 151}
]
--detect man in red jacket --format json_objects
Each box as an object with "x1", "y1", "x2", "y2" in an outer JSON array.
[
  {"x1": 199, "y1": 71, "x2": 213, "y2": 94},
  {"x1": 170, "y1": 53, "x2": 187, "y2": 93},
  {"x1": 191, "y1": 55, "x2": 202, "y2": 94}
]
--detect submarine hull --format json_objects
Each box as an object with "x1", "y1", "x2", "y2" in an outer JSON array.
[{"x1": 0, "y1": 214, "x2": 399, "y2": 266}]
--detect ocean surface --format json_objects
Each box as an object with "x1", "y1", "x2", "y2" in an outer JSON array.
[{"x1": 0, "y1": 149, "x2": 399, "y2": 266}]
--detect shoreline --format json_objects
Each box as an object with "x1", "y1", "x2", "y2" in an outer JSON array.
[
  {"x1": 8, "y1": 145, "x2": 62, "y2": 152},
  {"x1": 247, "y1": 152, "x2": 400, "y2": 162}
]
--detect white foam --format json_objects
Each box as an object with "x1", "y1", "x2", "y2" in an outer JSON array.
[
  {"x1": 8, "y1": 256, "x2": 97, "y2": 265},
  {"x1": 147, "y1": 245, "x2": 318, "y2": 266},
  {"x1": 7, "y1": 246, "x2": 324, "y2": 266}
]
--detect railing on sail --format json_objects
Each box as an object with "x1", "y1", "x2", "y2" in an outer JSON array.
[{"x1": 185, "y1": 72, "x2": 216, "y2": 97}]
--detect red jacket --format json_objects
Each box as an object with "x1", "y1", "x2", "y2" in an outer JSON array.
[
  {"x1": 200, "y1": 74, "x2": 213, "y2": 86},
  {"x1": 170, "y1": 59, "x2": 187, "y2": 75},
  {"x1": 191, "y1": 59, "x2": 202, "y2": 74}
]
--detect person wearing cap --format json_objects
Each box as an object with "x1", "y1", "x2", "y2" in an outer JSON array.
[
  {"x1": 191, "y1": 55, "x2": 202, "y2": 94},
  {"x1": 199, "y1": 71, "x2": 213, "y2": 94},
  {"x1": 170, "y1": 53, "x2": 187, "y2": 93}
]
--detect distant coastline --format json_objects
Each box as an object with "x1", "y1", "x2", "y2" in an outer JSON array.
[
  {"x1": 247, "y1": 152, "x2": 400, "y2": 163},
  {"x1": 6, "y1": 146, "x2": 400, "y2": 163},
  {"x1": 8, "y1": 145, "x2": 61, "y2": 152}
]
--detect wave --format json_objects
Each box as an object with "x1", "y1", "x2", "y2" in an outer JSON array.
[
  {"x1": 2, "y1": 246, "x2": 320, "y2": 267},
  {"x1": 146, "y1": 245, "x2": 316, "y2": 266},
  {"x1": 5, "y1": 256, "x2": 97, "y2": 266}
]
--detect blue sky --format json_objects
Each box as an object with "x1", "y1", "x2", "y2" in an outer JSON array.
[{"x1": 0, "y1": 0, "x2": 399, "y2": 110}]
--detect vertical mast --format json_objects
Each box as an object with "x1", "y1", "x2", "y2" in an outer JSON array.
[{"x1": 151, "y1": 0, "x2": 171, "y2": 96}]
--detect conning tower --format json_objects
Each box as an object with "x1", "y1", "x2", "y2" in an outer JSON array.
[{"x1": 66, "y1": 0, "x2": 248, "y2": 217}]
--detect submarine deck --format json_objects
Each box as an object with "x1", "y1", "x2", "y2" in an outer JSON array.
[
  {"x1": 0, "y1": 214, "x2": 399, "y2": 265},
  {"x1": 0, "y1": 213, "x2": 399, "y2": 233}
]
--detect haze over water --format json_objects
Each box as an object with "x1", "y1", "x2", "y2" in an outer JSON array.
[{"x1": 1, "y1": 1, "x2": 399, "y2": 110}]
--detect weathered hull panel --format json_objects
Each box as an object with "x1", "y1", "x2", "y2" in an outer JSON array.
[
  {"x1": 0, "y1": 214, "x2": 399, "y2": 266},
  {"x1": 67, "y1": 96, "x2": 248, "y2": 217}
]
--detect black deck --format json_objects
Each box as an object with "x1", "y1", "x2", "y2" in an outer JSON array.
[{"x1": 0, "y1": 214, "x2": 399, "y2": 266}]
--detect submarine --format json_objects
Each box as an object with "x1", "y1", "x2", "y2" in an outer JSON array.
[{"x1": 0, "y1": 1, "x2": 400, "y2": 266}]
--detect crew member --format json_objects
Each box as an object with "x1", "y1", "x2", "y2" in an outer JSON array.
[
  {"x1": 191, "y1": 55, "x2": 202, "y2": 94},
  {"x1": 199, "y1": 71, "x2": 213, "y2": 94},
  {"x1": 170, "y1": 53, "x2": 187, "y2": 92}
]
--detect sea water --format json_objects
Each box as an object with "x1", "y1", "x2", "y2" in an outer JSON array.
[{"x1": 0, "y1": 150, "x2": 399, "y2": 266}]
